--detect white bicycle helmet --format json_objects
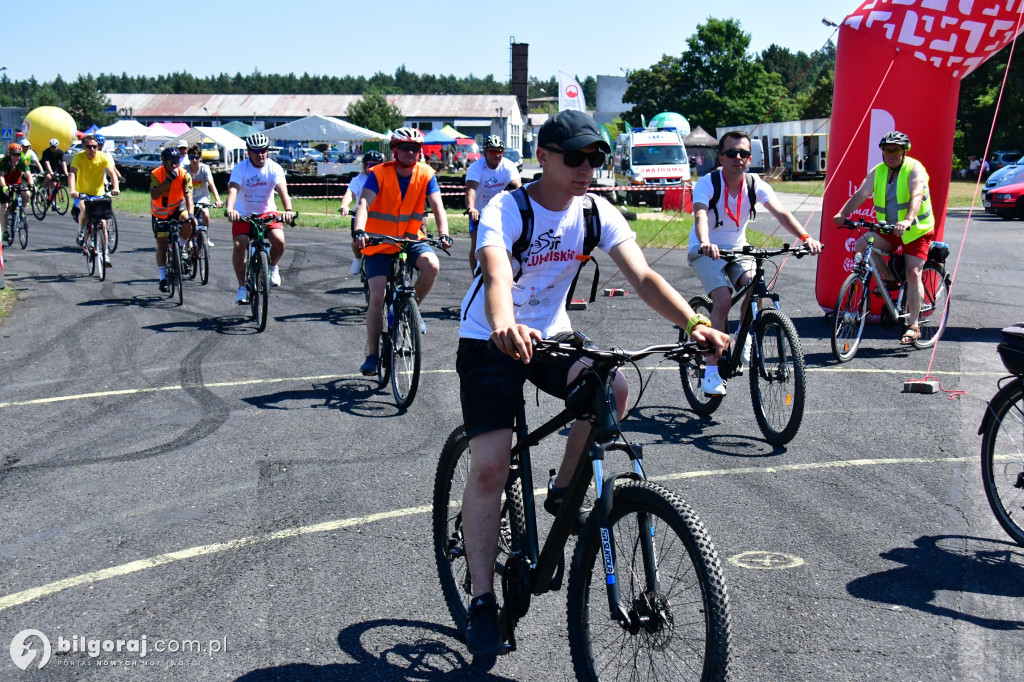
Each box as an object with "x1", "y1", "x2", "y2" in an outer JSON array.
[
  {"x1": 390, "y1": 127, "x2": 424, "y2": 146},
  {"x1": 483, "y1": 135, "x2": 504, "y2": 150},
  {"x1": 245, "y1": 132, "x2": 270, "y2": 150},
  {"x1": 49, "y1": 138, "x2": 60, "y2": 147}
]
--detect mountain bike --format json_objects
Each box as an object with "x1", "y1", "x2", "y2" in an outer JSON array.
[
  {"x1": 678, "y1": 244, "x2": 814, "y2": 446},
  {"x1": 31, "y1": 174, "x2": 70, "y2": 220},
  {"x1": 3, "y1": 183, "x2": 30, "y2": 249},
  {"x1": 236, "y1": 212, "x2": 297, "y2": 332},
  {"x1": 190, "y1": 198, "x2": 213, "y2": 285},
  {"x1": 831, "y1": 219, "x2": 951, "y2": 362},
  {"x1": 433, "y1": 334, "x2": 731, "y2": 679},
  {"x1": 79, "y1": 195, "x2": 114, "y2": 281},
  {"x1": 154, "y1": 216, "x2": 187, "y2": 306},
  {"x1": 356, "y1": 232, "x2": 450, "y2": 409},
  {"x1": 979, "y1": 323, "x2": 1024, "y2": 546}
]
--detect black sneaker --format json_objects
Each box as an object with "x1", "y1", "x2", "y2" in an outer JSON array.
[
  {"x1": 359, "y1": 355, "x2": 378, "y2": 376},
  {"x1": 544, "y1": 482, "x2": 567, "y2": 516},
  {"x1": 158, "y1": 279, "x2": 168, "y2": 293},
  {"x1": 465, "y1": 593, "x2": 504, "y2": 657}
]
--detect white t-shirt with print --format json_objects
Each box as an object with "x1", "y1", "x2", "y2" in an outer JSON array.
[
  {"x1": 459, "y1": 187, "x2": 636, "y2": 340},
  {"x1": 688, "y1": 170, "x2": 777, "y2": 250},
  {"x1": 466, "y1": 157, "x2": 521, "y2": 211},
  {"x1": 228, "y1": 159, "x2": 287, "y2": 216}
]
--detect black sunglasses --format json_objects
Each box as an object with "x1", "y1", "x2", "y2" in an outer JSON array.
[
  {"x1": 722, "y1": 149, "x2": 752, "y2": 159},
  {"x1": 544, "y1": 147, "x2": 606, "y2": 168}
]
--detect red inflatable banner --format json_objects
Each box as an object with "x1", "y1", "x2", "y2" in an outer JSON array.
[{"x1": 817, "y1": 0, "x2": 1024, "y2": 310}]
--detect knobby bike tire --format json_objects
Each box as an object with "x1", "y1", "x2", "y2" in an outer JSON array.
[
  {"x1": 567, "y1": 479, "x2": 731, "y2": 682},
  {"x1": 831, "y1": 273, "x2": 869, "y2": 363},
  {"x1": 197, "y1": 232, "x2": 210, "y2": 285},
  {"x1": 18, "y1": 211, "x2": 28, "y2": 249},
  {"x1": 187, "y1": 240, "x2": 198, "y2": 281},
  {"x1": 54, "y1": 187, "x2": 70, "y2": 215},
  {"x1": 750, "y1": 309, "x2": 806, "y2": 446},
  {"x1": 94, "y1": 228, "x2": 106, "y2": 282},
  {"x1": 913, "y1": 263, "x2": 950, "y2": 349},
  {"x1": 432, "y1": 426, "x2": 527, "y2": 636},
  {"x1": 390, "y1": 297, "x2": 423, "y2": 409},
  {"x1": 253, "y1": 249, "x2": 270, "y2": 331},
  {"x1": 678, "y1": 294, "x2": 724, "y2": 416},
  {"x1": 980, "y1": 379, "x2": 1024, "y2": 546},
  {"x1": 107, "y1": 213, "x2": 119, "y2": 253},
  {"x1": 168, "y1": 240, "x2": 183, "y2": 304},
  {"x1": 376, "y1": 302, "x2": 391, "y2": 389},
  {"x1": 31, "y1": 189, "x2": 48, "y2": 220},
  {"x1": 3, "y1": 210, "x2": 14, "y2": 247},
  {"x1": 84, "y1": 228, "x2": 95, "y2": 276}
]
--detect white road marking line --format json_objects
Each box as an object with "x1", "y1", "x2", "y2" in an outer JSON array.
[{"x1": 2, "y1": 453, "x2": 1015, "y2": 613}]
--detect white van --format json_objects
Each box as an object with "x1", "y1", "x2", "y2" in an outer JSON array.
[{"x1": 613, "y1": 128, "x2": 691, "y2": 206}]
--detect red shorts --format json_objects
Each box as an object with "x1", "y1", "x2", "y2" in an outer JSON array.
[
  {"x1": 232, "y1": 220, "x2": 283, "y2": 238},
  {"x1": 874, "y1": 231, "x2": 932, "y2": 261}
]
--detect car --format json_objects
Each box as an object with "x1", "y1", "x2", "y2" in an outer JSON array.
[
  {"x1": 503, "y1": 148, "x2": 523, "y2": 173},
  {"x1": 322, "y1": 150, "x2": 341, "y2": 163},
  {"x1": 116, "y1": 152, "x2": 163, "y2": 172},
  {"x1": 274, "y1": 149, "x2": 298, "y2": 170},
  {"x1": 340, "y1": 151, "x2": 356, "y2": 163},
  {"x1": 985, "y1": 161, "x2": 1024, "y2": 191},
  {"x1": 989, "y1": 150, "x2": 1022, "y2": 173},
  {"x1": 984, "y1": 180, "x2": 1024, "y2": 219},
  {"x1": 298, "y1": 147, "x2": 324, "y2": 162},
  {"x1": 63, "y1": 143, "x2": 83, "y2": 165}
]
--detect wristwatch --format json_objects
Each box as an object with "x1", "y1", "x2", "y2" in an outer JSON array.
[{"x1": 685, "y1": 313, "x2": 712, "y2": 336}]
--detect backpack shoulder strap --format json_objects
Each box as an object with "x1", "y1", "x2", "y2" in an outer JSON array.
[
  {"x1": 708, "y1": 170, "x2": 722, "y2": 227},
  {"x1": 565, "y1": 193, "x2": 603, "y2": 308},
  {"x1": 746, "y1": 173, "x2": 757, "y2": 220},
  {"x1": 509, "y1": 186, "x2": 533, "y2": 268}
]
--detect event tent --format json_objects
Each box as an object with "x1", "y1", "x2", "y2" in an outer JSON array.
[
  {"x1": 220, "y1": 121, "x2": 259, "y2": 139},
  {"x1": 96, "y1": 120, "x2": 150, "y2": 139},
  {"x1": 423, "y1": 129, "x2": 456, "y2": 145},
  {"x1": 146, "y1": 122, "x2": 176, "y2": 139},
  {"x1": 439, "y1": 124, "x2": 470, "y2": 139},
  {"x1": 171, "y1": 126, "x2": 248, "y2": 170},
  {"x1": 263, "y1": 115, "x2": 386, "y2": 142}
]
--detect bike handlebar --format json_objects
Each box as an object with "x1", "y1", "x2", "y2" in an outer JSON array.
[
  {"x1": 229, "y1": 211, "x2": 298, "y2": 227},
  {"x1": 717, "y1": 243, "x2": 822, "y2": 260},
  {"x1": 840, "y1": 218, "x2": 896, "y2": 234},
  {"x1": 533, "y1": 333, "x2": 708, "y2": 366},
  {"x1": 354, "y1": 230, "x2": 452, "y2": 254},
  {"x1": 79, "y1": 194, "x2": 115, "y2": 202}
]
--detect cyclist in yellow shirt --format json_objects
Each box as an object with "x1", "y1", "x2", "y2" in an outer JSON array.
[{"x1": 69, "y1": 134, "x2": 119, "y2": 261}]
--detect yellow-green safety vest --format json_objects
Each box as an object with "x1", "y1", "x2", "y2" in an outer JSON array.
[{"x1": 873, "y1": 156, "x2": 934, "y2": 244}]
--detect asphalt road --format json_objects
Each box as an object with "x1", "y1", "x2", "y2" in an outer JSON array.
[{"x1": 0, "y1": 206, "x2": 1021, "y2": 681}]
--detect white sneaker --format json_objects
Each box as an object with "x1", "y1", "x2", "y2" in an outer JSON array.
[
  {"x1": 700, "y1": 371, "x2": 727, "y2": 396},
  {"x1": 741, "y1": 336, "x2": 752, "y2": 365},
  {"x1": 350, "y1": 257, "x2": 362, "y2": 275},
  {"x1": 269, "y1": 265, "x2": 281, "y2": 287},
  {"x1": 235, "y1": 285, "x2": 248, "y2": 304},
  {"x1": 419, "y1": 318, "x2": 427, "y2": 334}
]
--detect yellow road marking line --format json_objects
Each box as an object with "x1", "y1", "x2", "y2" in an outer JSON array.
[{"x1": 3, "y1": 453, "x2": 1015, "y2": 613}]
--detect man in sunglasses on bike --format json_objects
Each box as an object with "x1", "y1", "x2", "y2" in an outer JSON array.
[
  {"x1": 41, "y1": 138, "x2": 68, "y2": 196},
  {"x1": 455, "y1": 109, "x2": 729, "y2": 657},
  {"x1": 465, "y1": 135, "x2": 521, "y2": 272},
  {"x1": 689, "y1": 130, "x2": 822, "y2": 396},
  {"x1": 0, "y1": 143, "x2": 33, "y2": 240},
  {"x1": 69, "y1": 134, "x2": 119, "y2": 260}
]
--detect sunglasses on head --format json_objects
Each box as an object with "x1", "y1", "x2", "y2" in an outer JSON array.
[
  {"x1": 544, "y1": 147, "x2": 606, "y2": 168},
  {"x1": 722, "y1": 149, "x2": 752, "y2": 159}
]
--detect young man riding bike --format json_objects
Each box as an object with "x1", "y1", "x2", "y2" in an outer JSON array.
[
  {"x1": 351, "y1": 127, "x2": 452, "y2": 375},
  {"x1": 150, "y1": 147, "x2": 196, "y2": 292},
  {"x1": 465, "y1": 135, "x2": 522, "y2": 272},
  {"x1": 186, "y1": 143, "x2": 222, "y2": 247},
  {"x1": 455, "y1": 109, "x2": 729, "y2": 657}
]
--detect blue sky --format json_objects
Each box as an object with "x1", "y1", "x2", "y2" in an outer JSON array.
[{"x1": 5, "y1": 1, "x2": 858, "y2": 84}]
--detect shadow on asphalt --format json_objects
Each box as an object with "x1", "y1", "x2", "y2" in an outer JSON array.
[
  {"x1": 234, "y1": 619, "x2": 511, "y2": 681},
  {"x1": 142, "y1": 315, "x2": 259, "y2": 335},
  {"x1": 626, "y1": 404, "x2": 788, "y2": 458},
  {"x1": 242, "y1": 378, "x2": 406, "y2": 418},
  {"x1": 275, "y1": 305, "x2": 365, "y2": 327},
  {"x1": 847, "y1": 534, "x2": 1024, "y2": 630}
]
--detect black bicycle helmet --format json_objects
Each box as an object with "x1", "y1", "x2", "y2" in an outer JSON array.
[
  {"x1": 878, "y1": 131, "x2": 911, "y2": 150},
  {"x1": 245, "y1": 132, "x2": 270, "y2": 150},
  {"x1": 363, "y1": 150, "x2": 384, "y2": 164},
  {"x1": 483, "y1": 135, "x2": 504, "y2": 150},
  {"x1": 161, "y1": 147, "x2": 180, "y2": 161}
]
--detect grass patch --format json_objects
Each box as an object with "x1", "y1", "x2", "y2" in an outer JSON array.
[
  {"x1": 0, "y1": 286, "x2": 15, "y2": 321},
  {"x1": 763, "y1": 178, "x2": 985, "y2": 208}
]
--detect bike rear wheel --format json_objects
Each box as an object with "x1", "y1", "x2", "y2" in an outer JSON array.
[
  {"x1": 913, "y1": 263, "x2": 950, "y2": 349},
  {"x1": 750, "y1": 309, "x2": 806, "y2": 445},
  {"x1": 196, "y1": 231, "x2": 210, "y2": 285},
  {"x1": 17, "y1": 211, "x2": 28, "y2": 249},
  {"x1": 31, "y1": 189, "x2": 48, "y2": 220},
  {"x1": 567, "y1": 479, "x2": 731, "y2": 681},
  {"x1": 3, "y1": 210, "x2": 14, "y2": 247},
  {"x1": 981, "y1": 379, "x2": 1024, "y2": 546},
  {"x1": 252, "y1": 249, "x2": 270, "y2": 331},
  {"x1": 54, "y1": 187, "x2": 70, "y2": 215},
  {"x1": 390, "y1": 297, "x2": 423, "y2": 409},
  {"x1": 433, "y1": 426, "x2": 527, "y2": 635},
  {"x1": 678, "y1": 294, "x2": 724, "y2": 415},
  {"x1": 831, "y1": 273, "x2": 869, "y2": 363},
  {"x1": 107, "y1": 212, "x2": 119, "y2": 253}
]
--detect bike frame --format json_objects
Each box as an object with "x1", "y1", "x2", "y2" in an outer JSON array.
[
  {"x1": 854, "y1": 233, "x2": 910, "y2": 324},
  {"x1": 716, "y1": 252, "x2": 783, "y2": 379}
]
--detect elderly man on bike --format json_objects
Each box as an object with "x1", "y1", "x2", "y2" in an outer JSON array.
[
  {"x1": 689, "y1": 130, "x2": 822, "y2": 396},
  {"x1": 832, "y1": 131, "x2": 934, "y2": 345},
  {"x1": 455, "y1": 109, "x2": 729, "y2": 656},
  {"x1": 150, "y1": 147, "x2": 196, "y2": 292},
  {"x1": 69, "y1": 134, "x2": 119, "y2": 259},
  {"x1": 352, "y1": 127, "x2": 452, "y2": 375},
  {"x1": 225, "y1": 133, "x2": 295, "y2": 304}
]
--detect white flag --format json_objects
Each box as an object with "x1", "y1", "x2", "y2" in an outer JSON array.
[{"x1": 558, "y1": 71, "x2": 587, "y2": 112}]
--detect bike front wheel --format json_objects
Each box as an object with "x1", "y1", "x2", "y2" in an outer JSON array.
[
  {"x1": 433, "y1": 425, "x2": 526, "y2": 635},
  {"x1": 981, "y1": 379, "x2": 1024, "y2": 546},
  {"x1": 567, "y1": 479, "x2": 731, "y2": 682},
  {"x1": 750, "y1": 309, "x2": 806, "y2": 445},
  {"x1": 251, "y1": 249, "x2": 270, "y2": 331},
  {"x1": 54, "y1": 187, "x2": 70, "y2": 215},
  {"x1": 31, "y1": 189, "x2": 48, "y2": 220},
  {"x1": 196, "y1": 232, "x2": 210, "y2": 285},
  {"x1": 107, "y1": 213, "x2": 119, "y2": 253},
  {"x1": 390, "y1": 297, "x2": 423, "y2": 409},
  {"x1": 168, "y1": 240, "x2": 183, "y2": 304},
  {"x1": 17, "y1": 212, "x2": 28, "y2": 249},
  {"x1": 94, "y1": 228, "x2": 105, "y2": 282},
  {"x1": 831, "y1": 273, "x2": 869, "y2": 363},
  {"x1": 678, "y1": 294, "x2": 724, "y2": 416},
  {"x1": 914, "y1": 263, "x2": 950, "y2": 349}
]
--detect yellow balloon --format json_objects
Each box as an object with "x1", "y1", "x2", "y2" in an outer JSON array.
[{"x1": 20, "y1": 106, "x2": 78, "y2": 151}]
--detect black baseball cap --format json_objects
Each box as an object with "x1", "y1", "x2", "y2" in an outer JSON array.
[{"x1": 538, "y1": 110, "x2": 611, "y2": 153}]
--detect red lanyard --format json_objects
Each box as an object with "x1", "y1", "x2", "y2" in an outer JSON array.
[{"x1": 723, "y1": 182, "x2": 743, "y2": 227}]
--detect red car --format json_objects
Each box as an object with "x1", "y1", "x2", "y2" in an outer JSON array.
[{"x1": 984, "y1": 180, "x2": 1024, "y2": 219}]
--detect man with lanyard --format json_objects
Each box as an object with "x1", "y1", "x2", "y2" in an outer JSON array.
[
  {"x1": 186, "y1": 143, "x2": 222, "y2": 247},
  {"x1": 833, "y1": 131, "x2": 934, "y2": 345},
  {"x1": 338, "y1": 149, "x2": 384, "y2": 275},
  {"x1": 41, "y1": 138, "x2": 68, "y2": 197},
  {"x1": 225, "y1": 133, "x2": 295, "y2": 304},
  {"x1": 352, "y1": 127, "x2": 452, "y2": 375},
  {"x1": 1, "y1": 144, "x2": 33, "y2": 239},
  {"x1": 689, "y1": 130, "x2": 822, "y2": 396},
  {"x1": 68, "y1": 134, "x2": 119, "y2": 259},
  {"x1": 465, "y1": 135, "x2": 522, "y2": 273},
  {"x1": 150, "y1": 148, "x2": 197, "y2": 292},
  {"x1": 455, "y1": 110, "x2": 729, "y2": 656}
]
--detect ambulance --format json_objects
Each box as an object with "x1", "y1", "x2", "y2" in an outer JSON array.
[{"x1": 613, "y1": 127, "x2": 692, "y2": 206}]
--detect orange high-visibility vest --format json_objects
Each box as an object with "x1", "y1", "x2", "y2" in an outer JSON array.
[
  {"x1": 151, "y1": 166, "x2": 189, "y2": 219},
  {"x1": 362, "y1": 161, "x2": 433, "y2": 256}
]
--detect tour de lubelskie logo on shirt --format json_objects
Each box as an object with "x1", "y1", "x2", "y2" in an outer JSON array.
[
  {"x1": 522, "y1": 228, "x2": 578, "y2": 268},
  {"x1": 245, "y1": 173, "x2": 268, "y2": 190}
]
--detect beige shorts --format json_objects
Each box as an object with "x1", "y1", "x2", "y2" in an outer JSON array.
[{"x1": 688, "y1": 247, "x2": 756, "y2": 294}]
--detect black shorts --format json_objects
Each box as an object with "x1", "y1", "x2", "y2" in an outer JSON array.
[{"x1": 457, "y1": 335, "x2": 583, "y2": 439}]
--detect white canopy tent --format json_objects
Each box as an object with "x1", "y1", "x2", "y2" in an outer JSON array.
[
  {"x1": 170, "y1": 127, "x2": 248, "y2": 170},
  {"x1": 96, "y1": 119, "x2": 150, "y2": 139},
  {"x1": 263, "y1": 115, "x2": 386, "y2": 142}
]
